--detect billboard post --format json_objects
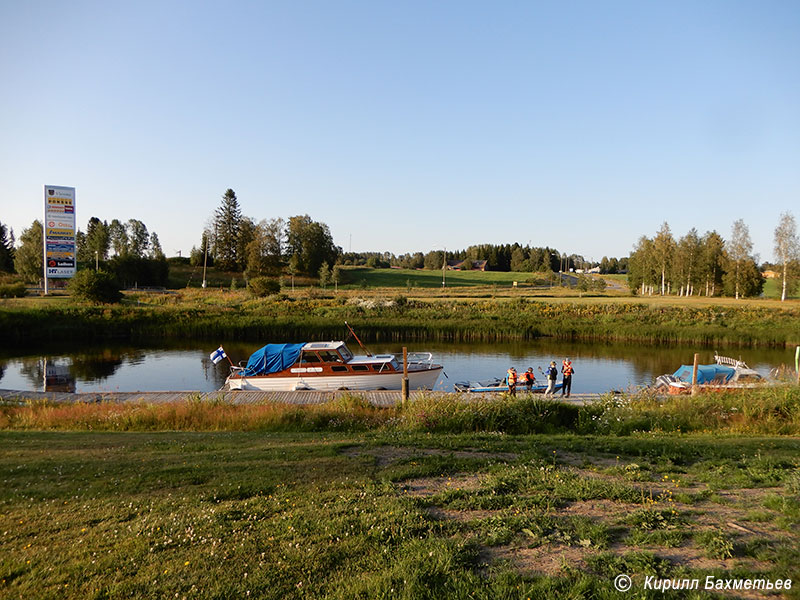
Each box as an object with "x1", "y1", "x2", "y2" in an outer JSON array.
[{"x1": 43, "y1": 185, "x2": 76, "y2": 295}]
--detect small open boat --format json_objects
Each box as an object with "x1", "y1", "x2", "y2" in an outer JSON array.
[
  {"x1": 224, "y1": 341, "x2": 442, "y2": 391},
  {"x1": 654, "y1": 354, "x2": 766, "y2": 395},
  {"x1": 454, "y1": 377, "x2": 564, "y2": 394}
]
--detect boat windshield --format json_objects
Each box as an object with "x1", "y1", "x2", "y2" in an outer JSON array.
[
  {"x1": 317, "y1": 350, "x2": 343, "y2": 363},
  {"x1": 339, "y1": 346, "x2": 353, "y2": 362}
]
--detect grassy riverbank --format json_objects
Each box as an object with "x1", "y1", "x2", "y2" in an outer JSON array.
[
  {"x1": 2, "y1": 290, "x2": 800, "y2": 347},
  {"x1": 3, "y1": 387, "x2": 800, "y2": 436},
  {"x1": 2, "y1": 394, "x2": 799, "y2": 599}
]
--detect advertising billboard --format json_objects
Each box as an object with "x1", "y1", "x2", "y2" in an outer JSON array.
[{"x1": 43, "y1": 185, "x2": 76, "y2": 278}]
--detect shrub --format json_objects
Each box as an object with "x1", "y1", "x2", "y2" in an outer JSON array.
[
  {"x1": 68, "y1": 269, "x2": 122, "y2": 303},
  {"x1": 248, "y1": 276, "x2": 281, "y2": 297},
  {"x1": 0, "y1": 282, "x2": 26, "y2": 298}
]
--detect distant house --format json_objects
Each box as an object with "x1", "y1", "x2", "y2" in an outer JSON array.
[
  {"x1": 447, "y1": 259, "x2": 488, "y2": 271},
  {"x1": 762, "y1": 270, "x2": 779, "y2": 279}
]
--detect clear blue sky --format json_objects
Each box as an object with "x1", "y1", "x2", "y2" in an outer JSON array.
[{"x1": 2, "y1": 0, "x2": 799, "y2": 263}]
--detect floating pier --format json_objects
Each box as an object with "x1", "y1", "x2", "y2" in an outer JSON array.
[{"x1": 0, "y1": 389, "x2": 608, "y2": 406}]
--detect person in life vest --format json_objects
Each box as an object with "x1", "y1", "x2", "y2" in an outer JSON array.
[
  {"x1": 544, "y1": 361, "x2": 558, "y2": 396},
  {"x1": 561, "y1": 358, "x2": 575, "y2": 398},
  {"x1": 521, "y1": 367, "x2": 536, "y2": 392},
  {"x1": 506, "y1": 367, "x2": 518, "y2": 395}
]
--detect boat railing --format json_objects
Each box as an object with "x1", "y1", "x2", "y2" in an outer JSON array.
[
  {"x1": 714, "y1": 353, "x2": 748, "y2": 369},
  {"x1": 406, "y1": 352, "x2": 435, "y2": 368}
]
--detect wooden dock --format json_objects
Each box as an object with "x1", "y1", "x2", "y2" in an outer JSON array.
[{"x1": 0, "y1": 389, "x2": 607, "y2": 406}]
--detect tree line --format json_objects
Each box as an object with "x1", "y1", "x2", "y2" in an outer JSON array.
[
  {"x1": 2, "y1": 193, "x2": 797, "y2": 300},
  {"x1": 339, "y1": 245, "x2": 629, "y2": 274},
  {"x1": 2, "y1": 217, "x2": 168, "y2": 287},
  {"x1": 628, "y1": 214, "x2": 799, "y2": 300},
  {"x1": 191, "y1": 189, "x2": 340, "y2": 283}
]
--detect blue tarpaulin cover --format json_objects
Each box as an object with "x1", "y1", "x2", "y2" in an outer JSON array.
[
  {"x1": 672, "y1": 364, "x2": 735, "y2": 384},
  {"x1": 243, "y1": 343, "x2": 305, "y2": 376}
]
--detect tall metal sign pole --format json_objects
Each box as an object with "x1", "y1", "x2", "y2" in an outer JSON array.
[{"x1": 43, "y1": 185, "x2": 76, "y2": 295}]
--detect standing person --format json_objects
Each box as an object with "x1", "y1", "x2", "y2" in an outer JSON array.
[
  {"x1": 506, "y1": 367, "x2": 518, "y2": 395},
  {"x1": 522, "y1": 367, "x2": 536, "y2": 392},
  {"x1": 544, "y1": 361, "x2": 558, "y2": 396},
  {"x1": 561, "y1": 358, "x2": 575, "y2": 398}
]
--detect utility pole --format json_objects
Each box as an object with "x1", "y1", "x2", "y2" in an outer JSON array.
[
  {"x1": 442, "y1": 246, "x2": 446, "y2": 288},
  {"x1": 201, "y1": 231, "x2": 209, "y2": 289}
]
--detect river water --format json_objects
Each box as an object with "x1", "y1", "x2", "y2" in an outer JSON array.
[{"x1": 0, "y1": 340, "x2": 792, "y2": 394}]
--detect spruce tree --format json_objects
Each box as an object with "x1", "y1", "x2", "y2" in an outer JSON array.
[
  {"x1": 0, "y1": 222, "x2": 15, "y2": 272},
  {"x1": 213, "y1": 189, "x2": 242, "y2": 271}
]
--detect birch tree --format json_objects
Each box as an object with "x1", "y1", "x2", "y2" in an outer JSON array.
[
  {"x1": 701, "y1": 231, "x2": 725, "y2": 296},
  {"x1": 726, "y1": 219, "x2": 754, "y2": 300},
  {"x1": 774, "y1": 212, "x2": 800, "y2": 301},
  {"x1": 675, "y1": 228, "x2": 701, "y2": 296},
  {"x1": 653, "y1": 222, "x2": 675, "y2": 295}
]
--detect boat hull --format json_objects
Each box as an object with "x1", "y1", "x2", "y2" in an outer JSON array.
[
  {"x1": 226, "y1": 366, "x2": 442, "y2": 392},
  {"x1": 455, "y1": 381, "x2": 564, "y2": 394},
  {"x1": 665, "y1": 382, "x2": 769, "y2": 395}
]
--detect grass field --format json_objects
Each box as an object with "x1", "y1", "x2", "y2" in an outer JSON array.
[
  {"x1": 2, "y1": 389, "x2": 800, "y2": 598},
  {"x1": 339, "y1": 267, "x2": 563, "y2": 289},
  {"x1": 165, "y1": 263, "x2": 799, "y2": 301},
  {"x1": 1, "y1": 427, "x2": 798, "y2": 599}
]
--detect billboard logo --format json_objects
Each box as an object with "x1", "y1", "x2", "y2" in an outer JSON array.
[{"x1": 48, "y1": 189, "x2": 55, "y2": 196}]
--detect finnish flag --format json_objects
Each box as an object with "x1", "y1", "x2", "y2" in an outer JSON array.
[{"x1": 209, "y1": 346, "x2": 227, "y2": 365}]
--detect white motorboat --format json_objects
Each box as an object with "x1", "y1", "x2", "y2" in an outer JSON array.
[{"x1": 224, "y1": 341, "x2": 442, "y2": 391}]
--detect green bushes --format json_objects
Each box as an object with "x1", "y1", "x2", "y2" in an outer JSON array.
[
  {"x1": 0, "y1": 282, "x2": 25, "y2": 298},
  {"x1": 67, "y1": 270, "x2": 122, "y2": 303},
  {"x1": 248, "y1": 276, "x2": 281, "y2": 297}
]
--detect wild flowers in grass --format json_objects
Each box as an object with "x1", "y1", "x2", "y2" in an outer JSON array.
[{"x1": 2, "y1": 385, "x2": 799, "y2": 435}]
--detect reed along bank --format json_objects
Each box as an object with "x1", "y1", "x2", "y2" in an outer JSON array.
[{"x1": 2, "y1": 293, "x2": 800, "y2": 347}]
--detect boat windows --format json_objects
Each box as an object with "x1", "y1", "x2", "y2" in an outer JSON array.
[
  {"x1": 351, "y1": 365, "x2": 369, "y2": 372},
  {"x1": 331, "y1": 365, "x2": 348, "y2": 373},
  {"x1": 372, "y1": 364, "x2": 388, "y2": 372},
  {"x1": 301, "y1": 353, "x2": 321, "y2": 364},
  {"x1": 339, "y1": 347, "x2": 353, "y2": 362},
  {"x1": 317, "y1": 351, "x2": 343, "y2": 363}
]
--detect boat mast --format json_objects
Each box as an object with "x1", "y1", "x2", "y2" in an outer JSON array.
[{"x1": 344, "y1": 321, "x2": 372, "y2": 357}]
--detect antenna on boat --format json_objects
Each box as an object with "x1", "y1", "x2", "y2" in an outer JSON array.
[{"x1": 344, "y1": 321, "x2": 372, "y2": 356}]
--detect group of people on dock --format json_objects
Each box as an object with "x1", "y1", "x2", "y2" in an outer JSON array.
[{"x1": 505, "y1": 358, "x2": 574, "y2": 397}]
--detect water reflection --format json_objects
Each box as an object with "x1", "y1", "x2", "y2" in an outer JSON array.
[{"x1": 0, "y1": 340, "x2": 792, "y2": 394}]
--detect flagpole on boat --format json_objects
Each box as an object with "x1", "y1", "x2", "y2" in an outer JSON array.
[{"x1": 220, "y1": 345, "x2": 235, "y2": 367}]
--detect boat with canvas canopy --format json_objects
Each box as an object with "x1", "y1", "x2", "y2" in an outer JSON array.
[
  {"x1": 654, "y1": 353, "x2": 766, "y2": 395},
  {"x1": 223, "y1": 341, "x2": 443, "y2": 391}
]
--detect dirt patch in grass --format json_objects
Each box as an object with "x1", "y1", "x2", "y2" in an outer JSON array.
[
  {"x1": 556, "y1": 450, "x2": 620, "y2": 469},
  {"x1": 484, "y1": 544, "x2": 592, "y2": 576},
  {"x1": 561, "y1": 499, "x2": 640, "y2": 520},
  {"x1": 399, "y1": 473, "x2": 483, "y2": 497}
]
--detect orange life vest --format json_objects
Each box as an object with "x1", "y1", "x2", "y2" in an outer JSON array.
[
  {"x1": 562, "y1": 362, "x2": 574, "y2": 376},
  {"x1": 507, "y1": 369, "x2": 517, "y2": 384}
]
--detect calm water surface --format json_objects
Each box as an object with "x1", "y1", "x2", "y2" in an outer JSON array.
[{"x1": 0, "y1": 340, "x2": 791, "y2": 394}]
